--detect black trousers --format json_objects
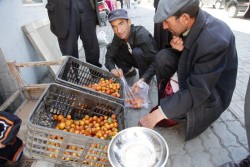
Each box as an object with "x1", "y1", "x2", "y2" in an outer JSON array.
[
  {"x1": 155, "y1": 49, "x2": 179, "y2": 98},
  {"x1": 155, "y1": 48, "x2": 187, "y2": 122},
  {"x1": 111, "y1": 46, "x2": 149, "y2": 78},
  {"x1": 58, "y1": 0, "x2": 102, "y2": 68}
]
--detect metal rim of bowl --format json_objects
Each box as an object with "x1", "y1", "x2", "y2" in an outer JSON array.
[{"x1": 107, "y1": 127, "x2": 169, "y2": 167}]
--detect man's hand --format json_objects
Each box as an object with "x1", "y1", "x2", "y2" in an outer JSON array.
[
  {"x1": 111, "y1": 69, "x2": 123, "y2": 77},
  {"x1": 0, "y1": 143, "x2": 6, "y2": 148},
  {"x1": 139, "y1": 109, "x2": 166, "y2": 129},
  {"x1": 131, "y1": 78, "x2": 145, "y2": 92},
  {"x1": 170, "y1": 36, "x2": 184, "y2": 52}
]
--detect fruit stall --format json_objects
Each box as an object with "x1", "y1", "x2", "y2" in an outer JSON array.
[{"x1": 0, "y1": 56, "x2": 142, "y2": 167}]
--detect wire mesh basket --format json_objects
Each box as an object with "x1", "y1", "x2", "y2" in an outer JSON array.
[
  {"x1": 25, "y1": 83, "x2": 126, "y2": 167},
  {"x1": 55, "y1": 56, "x2": 124, "y2": 104}
]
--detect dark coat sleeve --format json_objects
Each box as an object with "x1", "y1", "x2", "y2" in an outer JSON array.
[
  {"x1": 134, "y1": 27, "x2": 157, "y2": 82},
  {"x1": 105, "y1": 36, "x2": 122, "y2": 71},
  {"x1": 160, "y1": 33, "x2": 236, "y2": 120}
]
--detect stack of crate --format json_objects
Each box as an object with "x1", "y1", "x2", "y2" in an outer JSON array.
[{"x1": 25, "y1": 56, "x2": 125, "y2": 167}]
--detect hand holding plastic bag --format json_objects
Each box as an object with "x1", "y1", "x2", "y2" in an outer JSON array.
[{"x1": 121, "y1": 77, "x2": 149, "y2": 109}]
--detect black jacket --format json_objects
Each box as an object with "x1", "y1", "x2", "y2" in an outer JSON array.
[
  {"x1": 105, "y1": 25, "x2": 158, "y2": 83},
  {"x1": 160, "y1": 10, "x2": 238, "y2": 140},
  {"x1": 46, "y1": 0, "x2": 101, "y2": 39}
]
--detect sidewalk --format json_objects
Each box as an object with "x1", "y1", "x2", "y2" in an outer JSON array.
[{"x1": 17, "y1": 4, "x2": 250, "y2": 167}]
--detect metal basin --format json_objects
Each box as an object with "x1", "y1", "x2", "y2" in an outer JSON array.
[{"x1": 108, "y1": 127, "x2": 169, "y2": 167}]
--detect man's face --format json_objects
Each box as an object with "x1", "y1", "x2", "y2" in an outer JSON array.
[
  {"x1": 162, "y1": 14, "x2": 190, "y2": 36},
  {"x1": 110, "y1": 18, "x2": 131, "y2": 41}
]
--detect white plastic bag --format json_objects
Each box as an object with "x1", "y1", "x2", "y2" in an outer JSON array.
[
  {"x1": 97, "y1": 31, "x2": 109, "y2": 47},
  {"x1": 121, "y1": 77, "x2": 149, "y2": 109}
]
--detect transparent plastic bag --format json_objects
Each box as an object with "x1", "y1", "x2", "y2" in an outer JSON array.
[{"x1": 121, "y1": 77, "x2": 149, "y2": 109}]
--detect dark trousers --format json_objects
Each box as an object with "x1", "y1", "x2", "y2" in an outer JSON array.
[
  {"x1": 112, "y1": 47, "x2": 149, "y2": 78},
  {"x1": 155, "y1": 48, "x2": 187, "y2": 123},
  {"x1": 58, "y1": 0, "x2": 102, "y2": 67},
  {"x1": 155, "y1": 49, "x2": 179, "y2": 100}
]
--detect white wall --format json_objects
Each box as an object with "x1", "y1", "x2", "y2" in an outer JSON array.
[{"x1": 0, "y1": 0, "x2": 49, "y2": 84}]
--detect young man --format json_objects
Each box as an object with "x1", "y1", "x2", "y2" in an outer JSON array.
[
  {"x1": 46, "y1": 0, "x2": 102, "y2": 68},
  {"x1": 105, "y1": 9, "x2": 158, "y2": 84},
  {"x1": 139, "y1": 0, "x2": 238, "y2": 140}
]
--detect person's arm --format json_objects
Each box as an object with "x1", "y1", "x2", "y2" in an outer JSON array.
[
  {"x1": 139, "y1": 108, "x2": 166, "y2": 128},
  {"x1": 105, "y1": 36, "x2": 121, "y2": 73},
  {"x1": 170, "y1": 36, "x2": 184, "y2": 52},
  {"x1": 135, "y1": 27, "x2": 158, "y2": 83},
  {"x1": 111, "y1": 68, "x2": 124, "y2": 77}
]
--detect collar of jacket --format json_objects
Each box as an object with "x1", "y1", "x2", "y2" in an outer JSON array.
[
  {"x1": 184, "y1": 9, "x2": 206, "y2": 50},
  {"x1": 127, "y1": 24, "x2": 136, "y2": 46},
  {"x1": 116, "y1": 24, "x2": 135, "y2": 46}
]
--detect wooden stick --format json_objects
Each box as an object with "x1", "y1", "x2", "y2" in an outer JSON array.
[
  {"x1": 0, "y1": 89, "x2": 22, "y2": 111},
  {"x1": 25, "y1": 84, "x2": 48, "y2": 91},
  {"x1": 7, "y1": 61, "x2": 25, "y2": 88},
  {"x1": 15, "y1": 59, "x2": 64, "y2": 68},
  {"x1": 24, "y1": 84, "x2": 48, "y2": 100}
]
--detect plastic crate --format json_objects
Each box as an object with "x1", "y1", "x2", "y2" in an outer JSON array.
[
  {"x1": 25, "y1": 83, "x2": 126, "y2": 167},
  {"x1": 56, "y1": 56, "x2": 124, "y2": 104}
]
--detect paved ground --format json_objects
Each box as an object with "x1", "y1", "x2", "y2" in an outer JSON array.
[{"x1": 14, "y1": 3, "x2": 250, "y2": 167}]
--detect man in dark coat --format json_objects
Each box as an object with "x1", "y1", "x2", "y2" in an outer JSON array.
[
  {"x1": 139, "y1": 0, "x2": 238, "y2": 140},
  {"x1": 46, "y1": 0, "x2": 102, "y2": 67}
]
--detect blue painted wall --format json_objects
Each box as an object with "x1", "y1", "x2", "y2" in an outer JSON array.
[{"x1": 0, "y1": 0, "x2": 50, "y2": 84}]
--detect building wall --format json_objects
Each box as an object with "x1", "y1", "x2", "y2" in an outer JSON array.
[{"x1": 0, "y1": 0, "x2": 49, "y2": 84}]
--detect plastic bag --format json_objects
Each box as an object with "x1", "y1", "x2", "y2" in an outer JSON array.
[
  {"x1": 121, "y1": 77, "x2": 149, "y2": 109},
  {"x1": 97, "y1": 31, "x2": 109, "y2": 47}
]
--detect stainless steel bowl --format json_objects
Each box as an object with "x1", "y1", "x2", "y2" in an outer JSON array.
[{"x1": 108, "y1": 127, "x2": 169, "y2": 167}]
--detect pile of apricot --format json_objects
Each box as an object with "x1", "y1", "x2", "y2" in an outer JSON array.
[
  {"x1": 85, "y1": 78, "x2": 121, "y2": 98},
  {"x1": 53, "y1": 114, "x2": 119, "y2": 140}
]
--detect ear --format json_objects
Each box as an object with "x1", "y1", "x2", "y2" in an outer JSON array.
[
  {"x1": 180, "y1": 13, "x2": 191, "y2": 25},
  {"x1": 128, "y1": 19, "x2": 131, "y2": 25}
]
